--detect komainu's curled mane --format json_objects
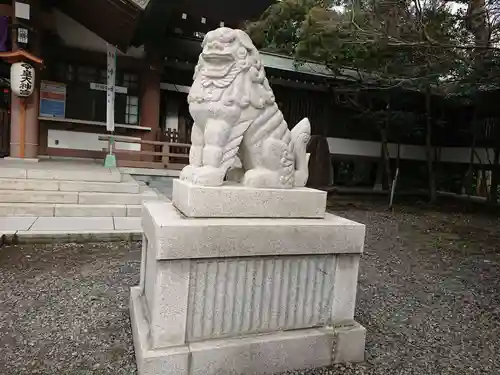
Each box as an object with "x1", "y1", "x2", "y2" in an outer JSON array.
[{"x1": 180, "y1": 27, "x2": 310, "y2": 189}]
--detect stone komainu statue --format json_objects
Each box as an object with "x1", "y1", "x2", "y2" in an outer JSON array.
[{"x1": 180, "y1": 27, "x2": 311, "y2": 189}]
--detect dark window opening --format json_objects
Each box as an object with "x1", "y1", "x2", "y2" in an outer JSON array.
[{"x1": 49, "y1": 62, "x2": 140, "y2": 125}]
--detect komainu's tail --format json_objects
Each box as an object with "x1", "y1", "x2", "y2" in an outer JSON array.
[{"x1": 291, "y1": 117, "x2": 311, "y2": 187}]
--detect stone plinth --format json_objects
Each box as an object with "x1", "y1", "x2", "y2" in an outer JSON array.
[
  {"x1": 172, "y1": 179, "x2": 327, "y2": 218},
  {"x1": 131, "y1": 200, "x2": 366, "y2": 375}
]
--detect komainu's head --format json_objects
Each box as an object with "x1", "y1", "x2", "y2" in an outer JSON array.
[
  {"x1": 195, "y1": 27, "x2": 262, "y2": 80},
  {"x1": 202, "y1": 27, "x2": 259, "y2": 66},
  {"x1": 190, "y1": 27, "x2": 274, "y2": 109}
]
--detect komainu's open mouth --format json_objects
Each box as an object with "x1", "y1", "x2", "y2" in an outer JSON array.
[{"x1": 201, "y1": 52, "x2": 234, "y2": 63}]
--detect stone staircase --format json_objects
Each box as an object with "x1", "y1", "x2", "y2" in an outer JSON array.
[{"x1": 0, "y1": 163, "x2": 157, "y2": 217}]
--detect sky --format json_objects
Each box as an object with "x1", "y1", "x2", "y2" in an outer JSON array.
[{"x1": 330, "y1": 1, "x2": 467, "y2": 14}]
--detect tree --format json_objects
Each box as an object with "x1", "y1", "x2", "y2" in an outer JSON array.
[
  {"x1": 246, "y1": 0, "x2": 464, "y2": 88},
  {"x1": 246, "y1": 0, "x2": 463, "y2": 202},
  {"x1": 454, "y1": 0, "x2": 500, "y2": 90},
  {"x1": 246, "y1": 0, "x2": 500, "y2": 204},
  {"x1": 462, "y1": 0, "x2": 500, "y2": 204}
]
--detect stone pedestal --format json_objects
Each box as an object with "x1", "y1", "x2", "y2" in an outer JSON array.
[
  {"x1": 172, "y1": 179, "x2": 327, "y2": 218},
  {"x1": 130, "y1": 181, "x2": 366, "y2": 375}
]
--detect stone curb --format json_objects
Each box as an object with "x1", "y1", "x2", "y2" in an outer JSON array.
[{"x1": 1, "y1": 230, "x2": 142, "y2": 245}]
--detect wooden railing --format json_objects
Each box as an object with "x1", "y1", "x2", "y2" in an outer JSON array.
[
  {"x1": 98, "y1": 135, "x2": 190, "y2": 170},
  {"x1": 162, "y1": 128, "x2": 191, "y2": 144}
]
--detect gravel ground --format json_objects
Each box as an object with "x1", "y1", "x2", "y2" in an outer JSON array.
[{"x1": 1, "y1": 199, "x2": 499, "y2": 375}]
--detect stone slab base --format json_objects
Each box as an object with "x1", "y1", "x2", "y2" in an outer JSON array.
[
  {"x1": 172, "y1": 179, "x2": 327, "y2": 218},
  {"x1": 4, "y1": 157, "x2": 40, "y2": 163},
  {"x1": 120, "y1": 167, "x2": 181, "y2": 178},
  {"x1": 130, "y1": 286, "x2": 366, "y2": 375},
  {"x1": 2, "y1": 230, "x2": 141, "y2": 244},
  {"x1": 143, "y1": 201, "x2": 365, "y2": 259}
]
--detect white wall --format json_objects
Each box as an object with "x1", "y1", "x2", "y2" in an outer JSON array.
[
  {"x1": 327, "y1": 137, "x2": 495, "y2": 166},
  {"x1": 327, "y1": 138, "x2": 427, "y2": 160},
  {"x1": 48, "y1": 130, "x2": 141, "y2": 152},
  {"x1": 439, "y1": 147, "x2": 495, "y2": 165}
]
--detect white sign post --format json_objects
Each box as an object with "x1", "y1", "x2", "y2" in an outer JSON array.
[
  {"x1": 105, "y1": 43, "x2": 117, "y2": 167},
  {"x1": 106, "y1": 44, "x2": 116, "y2": 132}
]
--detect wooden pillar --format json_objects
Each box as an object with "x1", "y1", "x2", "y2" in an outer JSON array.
[
  {"x1": 140, "y1": 68, "x2": 161, "y2": 139},
  {"x1": 9, "y1": 0, "x2": 40, "y2": 159},
  {"x1": 139, "y1": 49, "x2": 161, "y2": 161},
  {"x1": 9, "y1": 0, "x2": 21, "y2": 158},
  {"x1": 23, "y1": 73, "x2": 39, "y2": 158}
]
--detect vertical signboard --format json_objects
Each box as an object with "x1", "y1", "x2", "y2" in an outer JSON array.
[
  {"x1": 39, "y1": 81, "x2": 66, "y2": 118},
  {"x1": 106, "y1": 43, "x2": 116, "y2": 132}
]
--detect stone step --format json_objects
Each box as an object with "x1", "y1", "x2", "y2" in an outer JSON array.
[
  {"x1": 0, "y1": 203, "x2": 54, "y2": 217},
  {"x1": 27, "y1": 169, "x2": 122, "y2": 182},
  {"x1": 58, "y1": 180, "x2": 140, "y2": 194},
  {"x1": 0, "y1": 203, "x2": 143, "y2": 217},
  {"x1": 78, "y1": 192, "x2": 143, "y2": 205},
  {"x1": 0, "y1": 178, "x2": 60, "y2": 191},
  {"x1": 0, "y1": 167, "x2": 122, "y2": 182},
  {"x1": 0, "y1": 190, "x2": 78, "y2": 204},
  {"x1": 56, "y1": 204, "x2": 143, "y2": 217},
  {"x1": 55, "y1": 204, "x2": 127, "y2": 217},
  {"x1": 0, "y1": 189, "x2": 156, "y2": 211},
  {"x1": 0, "y1": 178, "x2": 140, "y2": 194}
]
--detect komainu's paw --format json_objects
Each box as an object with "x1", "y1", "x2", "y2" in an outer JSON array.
[
  {"x1": 226, "y1": 167, "x2": 245, "y2": 183},
  {"x1": 242, "y1": 168, "x2": 293, "y2": 189},
  {"x1": 192, "y1": 166, "x2": 226, "y2": 187},
  {"x1": 180, "y1": 165, "x2": 200, "y2": 182},
  {"x1": 294, "y1": 170, "x2": 308, "y2": 187}
]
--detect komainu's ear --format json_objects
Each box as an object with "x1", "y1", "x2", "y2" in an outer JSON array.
[{"x1": 235, "y1": 29, "x2": 256, "y2": 53}]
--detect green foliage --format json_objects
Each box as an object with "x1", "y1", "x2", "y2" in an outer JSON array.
[
  {"x1": 245, "y1": 0, "x2": 500, "y2": 203},
  {"x1": 244, "y1": 0, "x2": 318, "y2": 55},
  {"x1": 245, "y1": 0, "x2": 500, "y2": 92}
]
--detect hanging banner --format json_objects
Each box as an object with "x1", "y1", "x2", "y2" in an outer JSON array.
[
  {"x1": 106, "y1": 44, "x2": 116, "y2": 132},
  {"x1": 11, "y1": 62, "x2": 34, "y2": 97},
  {"x1": 40, "y1": 81, "x2": 66, "y2": 118},
  {"x1": 0, "y1": 16, "x2": 9, "y2": 52}
]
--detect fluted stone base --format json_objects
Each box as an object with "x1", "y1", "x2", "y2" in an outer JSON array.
[
  {"x1": 130, "y1": 200, "x2": 366, "y2": 375},
  {"x1": 130, "y1": 287, "x2": 366, "y2": 375}
]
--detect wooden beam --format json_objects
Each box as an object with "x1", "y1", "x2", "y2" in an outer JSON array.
[
  {"x1": 52, "y1": 46, "x2": 145, "y2": 70},
  {"x1": 0, "y1": 4, "x2": 12, "y2": 17},
  {"x1": 53, "y1": 0, "x2": 142, "y2": 51}
]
